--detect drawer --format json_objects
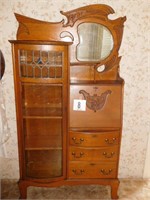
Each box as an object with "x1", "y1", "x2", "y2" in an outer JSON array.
[
  {"x1": 68, "y1": 161, "x2": 117, "y2": 178},
  {"x1": 69, "y1": 146, "x2": 119, "y2": 161},
  {"x1": 69, "y1": 131, "x2": 120, "y2": 147}
]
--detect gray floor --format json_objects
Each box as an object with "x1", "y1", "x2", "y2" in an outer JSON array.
[{"x1": 1, "y1": 179, "x2": 150, "y2": 199}]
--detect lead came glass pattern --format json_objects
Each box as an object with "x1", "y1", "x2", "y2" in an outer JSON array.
[{"x1": 19, "y1": 50, "x2": 63, "y2": 78}]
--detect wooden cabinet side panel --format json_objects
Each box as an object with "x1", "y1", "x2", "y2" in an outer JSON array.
[{"x1": 11, "y1": 44, "x2": 26, "y2": 179}]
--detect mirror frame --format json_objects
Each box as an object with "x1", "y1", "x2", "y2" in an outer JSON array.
[
  {"x1": 15, "y1": 4, "x2": 126, "y2": 74},
  {"x1": 60, "y1": 4, "x2": 126, "y2": 71}
]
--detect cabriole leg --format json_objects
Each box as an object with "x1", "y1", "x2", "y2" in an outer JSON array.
[
  {"x1": 18, "y1": 180, "x2": 28, "y2": 199},
  {"x1": 111, "y1": 179, "x2": 119, "y2": 199}
]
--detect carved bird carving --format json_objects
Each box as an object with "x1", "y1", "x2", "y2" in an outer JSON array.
[{"x1": 79, "y1": 90, "x2": 112, "y2": 112}]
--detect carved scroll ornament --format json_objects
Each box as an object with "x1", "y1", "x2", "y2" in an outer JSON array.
[{"x1": 14, "y1": 4, "x2": 126, "y2": 79}]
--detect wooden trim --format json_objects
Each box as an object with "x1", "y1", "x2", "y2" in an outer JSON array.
[
  {"x1": 9, "y1": 40, "x2": 72, "y2": 45},
  {"x1": 11, "y1": 44, "x2": 26, "y2": 179},
  {"x1": 20, "y1": 78, "x2": 63, "y2": 84}
]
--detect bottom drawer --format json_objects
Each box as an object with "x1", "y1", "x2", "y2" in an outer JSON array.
[{"x1": 68, "y1": 161, "x2": 117, "y2": 179}]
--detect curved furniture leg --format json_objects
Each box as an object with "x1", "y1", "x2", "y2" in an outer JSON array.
[
  {"x1": 18, "y1": 180, "x2": 28, "y2": 199},
  {"x1": 110, "y1": 179, "x2": 119, "y2": 199}
]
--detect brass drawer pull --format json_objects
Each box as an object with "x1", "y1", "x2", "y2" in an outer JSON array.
[
  {"x1": 72, "y1": 137, "x2": 84, "y2": 144},
  {"x1": 72, "y1": 169, "x2": 85, "y2": 175},
  {"x1": 103, "y1": 152, "x2": 115, "y2": 158},
  {"x1": 105, "y1": 138, "x2": 116, "y2": 145},
  {"x1": 100, "y1": 169, "x2": 112, "y2": 175},
  {"x1": 72, "y1": 152, "x2": 84, "y2": 158}
]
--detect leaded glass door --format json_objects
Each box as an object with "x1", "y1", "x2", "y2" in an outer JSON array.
[{"x1": 13, "y1": 42, "x2": 69, "y2": 180}]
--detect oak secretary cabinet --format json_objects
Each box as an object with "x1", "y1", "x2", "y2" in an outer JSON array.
[{"x1": 10, "y1": 4, "x2": 126, "y2": 199}]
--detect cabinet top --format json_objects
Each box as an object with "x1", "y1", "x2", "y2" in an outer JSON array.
[{"x1": 9, "y1": 40, "x2": 72, "y2": 45}]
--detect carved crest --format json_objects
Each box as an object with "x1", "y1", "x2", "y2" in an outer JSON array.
[
  {"x1": 60, "y1": 4, "x2": 114, "y2": 27},
  {"x1": 79, "y1": 89, "x2": 112, "y2": 112},
  {"x1": 14, "y1": 5, "x2": 126, "y2": 80}
]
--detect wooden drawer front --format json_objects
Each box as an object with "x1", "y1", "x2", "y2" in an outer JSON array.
[
  {"x1": 69, "y1": 146, "x2": 119, "y2": 161},
  {"x1": 70, "y1": 131, "x2": 120, "y2": 147},
  {"x1": 70, "y1": 84, "x2": 123, "y2": 128},
  {"x1": 68, "y1": 161, "x2": 117, "y2": 178}
]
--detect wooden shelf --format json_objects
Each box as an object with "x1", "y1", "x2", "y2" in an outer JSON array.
[
  {"x1": 70, "y1": 62, "x2": 98, "y2": 66},
  {"x1": 25, "y1": 135, "x2": 62, "y2": 150},
  {"x1": 23, "y1": 107, "x2": 62, "y2": 117},
  {"x1": 9, "y1": 40, "x2": 72, "y2": 45},
  {"x1": 70, "y1": 79, "x2": 124, "y2": 85},
  {"x1": 23, "y1": 116, "x2": 62, "y2": 119},
  {"x1": 20, "y1": 77, "x2": 63, "y2": 83}
]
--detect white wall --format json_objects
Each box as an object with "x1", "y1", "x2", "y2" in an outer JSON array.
[
  {"x1": 143, "y1": 134, "x2": 150, "y2": 178},
  {"x1": 0, "y1": 0, "x2": 149, "y2": 179}
]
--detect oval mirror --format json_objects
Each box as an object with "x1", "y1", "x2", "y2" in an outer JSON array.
[{"x1": 77, "y1": 23, "x2": 113, "y2": 62}]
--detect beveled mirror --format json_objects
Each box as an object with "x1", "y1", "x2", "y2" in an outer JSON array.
[{"x1": 77, "y1": 23, "x2": 113, "y2": 62}]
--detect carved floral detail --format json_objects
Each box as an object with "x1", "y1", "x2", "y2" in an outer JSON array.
[{"x1": 79, "y1": 89, "x2": 112, "y2": 112}]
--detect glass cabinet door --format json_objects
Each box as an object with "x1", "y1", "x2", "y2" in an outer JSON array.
[
  {"x1": 19, "y1": 49, "x2": 63, "y2": 79},
  {"x1": 22, "y1": 84, "x2": 63, "y2": 178},
  {"x1": 17, "y1": 45, "x2": 67, "y2": 179}
]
